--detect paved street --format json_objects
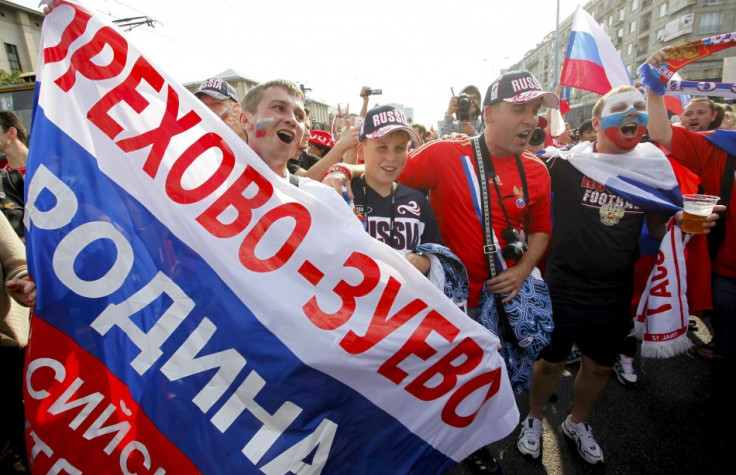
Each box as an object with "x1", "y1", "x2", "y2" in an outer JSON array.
[{"x1": 448, "y1": 315, "x2": 728, "y2": 474}]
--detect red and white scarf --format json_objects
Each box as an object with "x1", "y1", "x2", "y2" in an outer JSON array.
[{"x1": 634, "y1": 221, "x2": 692, "y2": 358}]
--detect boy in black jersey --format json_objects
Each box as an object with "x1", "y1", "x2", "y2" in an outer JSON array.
[{"x1": 351, "y1": 105, "x2": 442, "y2": 275}]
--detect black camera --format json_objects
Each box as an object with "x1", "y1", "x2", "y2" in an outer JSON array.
[
  {"x1": 528, "y1": 127, "x2": 546, "y2": 147},
  {"x1": 501, "y1": 228, "x2": 528, "y2": 261},
  {"x1": 364, "y1": 89, "x2": 382, "y2": 96},
  {"x1": 456, "y1": 93, "x2": 472, "y2": 122}
]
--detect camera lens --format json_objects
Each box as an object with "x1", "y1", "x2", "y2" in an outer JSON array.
[
  {"x1": 502, "y1": 241, "x2": 525, "y2": 261},
  {"x1": 529, "y1": 127, "x2": 546, "y2": 147},
  {"x1": 501, "y1": 228, "x2": 528, "y2": 261}
]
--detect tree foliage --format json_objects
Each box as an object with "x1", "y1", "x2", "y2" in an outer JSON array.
[{"x1": 0, "y1": 69, "x2": 23, "y2": 86}]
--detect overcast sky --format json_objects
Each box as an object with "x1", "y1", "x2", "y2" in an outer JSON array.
[{"x1": 19, "y1": 0, "x2": 583, "y2": 125}]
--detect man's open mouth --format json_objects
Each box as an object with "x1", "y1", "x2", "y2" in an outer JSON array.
[
  {"x1": 620, "y1": 123, "x2": 638, "y2": 137},
  {"x1": 276, "y1": 130, "x2": 295, "y2": 144}
]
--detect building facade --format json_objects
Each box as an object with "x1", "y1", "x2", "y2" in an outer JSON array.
[
  {"x1": 509, "y1": 0, "x2": 736, "y2": 127},
  {"x1": 1, "y1": 0, "x2": 43, "y2": 75}
]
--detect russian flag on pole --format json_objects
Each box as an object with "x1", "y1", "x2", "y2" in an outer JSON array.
[
  {"x1": 560, "y1": 6, "x2": 632, "y2": 95},
  {"x1": 23, "y1": 1, "x2": 518, "y2": 473}
]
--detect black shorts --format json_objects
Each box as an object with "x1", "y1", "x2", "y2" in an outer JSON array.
[{"x1": 538, "y1": 296, "x2": 633, "y2": 367}]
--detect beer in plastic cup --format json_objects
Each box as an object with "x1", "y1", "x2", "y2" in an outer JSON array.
[{"x1": 682, "y1": 194, "x2": 720, "y2": 234}]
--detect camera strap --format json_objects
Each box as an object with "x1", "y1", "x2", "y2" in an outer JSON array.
[
  {"x1": 474, "y1": 135, "x2": 530, "y2": 241},
  {"x1": 471, "y1": 136, "x2": 518, "y2": 344}
]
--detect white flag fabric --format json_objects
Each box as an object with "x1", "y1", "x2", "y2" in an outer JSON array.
[{"x1": 23, "y1": 1, "x2": 518, "y2": 473}]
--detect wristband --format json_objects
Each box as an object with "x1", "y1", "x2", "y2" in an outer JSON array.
[{"x1": 325, "y1": 164, "x2": 352, "y2": 181}]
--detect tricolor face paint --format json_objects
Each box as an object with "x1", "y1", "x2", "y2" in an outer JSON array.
[
  {"x1": 600, "y1": 90, "x2": 648, "y2": 151},
  {"x1": 254, "y1": 117, "x2": 275, "y2": 137}
]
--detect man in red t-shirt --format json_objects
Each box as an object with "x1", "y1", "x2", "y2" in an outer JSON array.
[
  {"x1": 401, "y1": 71, "x2": 555, "y2": 310},
  {"x1": 646, "y1": 47, "x2": 735, "y2": 428}
]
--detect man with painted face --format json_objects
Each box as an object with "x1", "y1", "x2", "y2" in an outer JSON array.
[
  {"x1": 517, "y1": 86, "x2": 676, "y2": 465},
  {"x1": 239, "y1": 79, "x2": 354, "y2": 215}
]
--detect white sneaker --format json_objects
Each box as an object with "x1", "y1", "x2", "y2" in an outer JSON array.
[
  {"x1": 614, "y1": 354, "x2": 638, "y2": 387},
  {"x1": 516, "y1": 417, "x2": 543, "y2": 459},
  {"x1": 562, "y1": 415, "x2": 604, "y2": 465}
]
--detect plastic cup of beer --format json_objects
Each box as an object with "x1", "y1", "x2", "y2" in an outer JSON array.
[{"x1": 682, "y1": 194, "x2": 720, "y2": 234}]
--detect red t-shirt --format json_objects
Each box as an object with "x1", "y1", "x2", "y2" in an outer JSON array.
[
  {"x1": 400, "y1": 136, "x2": 552, "y2": 307},
  {"x1": 668, "y1": 126, "x2": 736, "y2": 278}
]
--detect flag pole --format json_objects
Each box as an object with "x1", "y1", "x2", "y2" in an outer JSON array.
[{"x1": 553, "y1": 0, "x2": 560, "y2": 87}]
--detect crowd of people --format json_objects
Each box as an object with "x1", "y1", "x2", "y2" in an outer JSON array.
[{"x1": 1, "y1": 12, "x2": 734, "y2": 471}]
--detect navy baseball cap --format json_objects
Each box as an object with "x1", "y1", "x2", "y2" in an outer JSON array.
[
  {"x1": 360, "y1": 105, "x2": 419, "y2": 143},
  {"x1": 484, "y1": 71, "x2": 559, "y2": 109},
  {"x1": 195, "y1": 78, "x2": 239, "y2": 103}
]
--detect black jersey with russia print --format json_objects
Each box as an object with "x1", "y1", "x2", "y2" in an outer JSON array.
[
  {"x1": 545, "y1": 158, "x2": 646, "y2": 303},
  {"x1": 351, "y1": 179, "x2": 442, "y2": 252}
]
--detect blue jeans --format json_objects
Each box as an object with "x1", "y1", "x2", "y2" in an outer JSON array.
[{"x1": 711, "y1": 273, "x2": 736, "y2": 359}]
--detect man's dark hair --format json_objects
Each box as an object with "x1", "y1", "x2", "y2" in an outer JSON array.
[
  {"x1": 0, "y1": 111, "x2": 28, "y2": 146},
  {"x1": 578, "y1": 119, "x2": 594, "y2": 135}
]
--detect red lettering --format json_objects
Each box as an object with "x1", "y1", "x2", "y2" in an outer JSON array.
[
  {"x1": 646, "y1": 303, "x2": 672, "y2": 315},
  {"x1": 54, "y1": 26, "x2": 128, "y2": 92},
  {"x1": 652, "y1": 265, "x2": 667, "y2": 281},
  {"x1": 87, "y1": 56, "x2": 164, "y2": 140},
  {"x1": 339, "y1": 277, "x2": 428, "y2": 354},
  {"x1": 165, "y1": 133, "x2": 235, "y2": 204},
  {"x1": 656, "y1": 250, "x2": 665, "y2": 265},
  {"x1": 117, "y1": 86, "x2": 202, "y2": 178},
  {"x1": 405, "y1": 337, "x2": 482, "y2": 401},
  {"x1": 442, "y1": 367, "x2": 502, "y2": 428},
  {"x1": 42, "y1": 5, "x2": 92, "y2": 64},
  {"x1": 239, "y1": 203, "x2": 311, "y2": 273},
  {"x1": 581, "y1": 176, "x2": 605, "y2": 191},
  {"x1": 650, "y1": 279, "x2": 672, "y2": 298},
  {"x1": 195, "y1": 166, "x2": 273, "y2": 238},
  {"x1": 302, "y1": 252, "x2": 380, "y2": 331},
  {"x1": 378, "y1": 311, "x2": 459, "y2": 385}
]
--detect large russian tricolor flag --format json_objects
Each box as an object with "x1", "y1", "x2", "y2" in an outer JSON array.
[
  {"x1": 22, "y1": 1, "x2": 518, "y2": 473},
  {"x1": 560, "y1": 7, "x2": 632, "y2": 95}
]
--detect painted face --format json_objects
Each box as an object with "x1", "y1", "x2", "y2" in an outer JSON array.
[
  {"x1": 241, "y1": 87, "x2": 306, "y2": 168},
  {"x1": 197, "y1": 94, "x2": 232, "y2": 119},
  {"x1": 600, "y1": 90, "x2": 648, "y2": 151},
  {"x1": 359, "y1": 130, "x2": 410, "y2": 195}
]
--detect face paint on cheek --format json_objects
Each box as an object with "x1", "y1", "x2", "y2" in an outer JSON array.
[
  {"x1": 600, "y1": 108, "x2": 649, "y2": 129},
  {"x1": 603, "y1": 124, "x2": 648, "y2": 149},
  {"x1": 255, "y1": 117, "x2": 275, "y2": 137}
]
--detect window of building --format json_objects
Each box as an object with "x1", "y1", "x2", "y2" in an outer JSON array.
[
  {"x1": 4, "y1": 43, "x2": 22, "y2": 72},
  {"x1": 703, "y1": 0, "x2": 723, "y2": 5},
  {"x1": 619, "y1": 8, "x2": 626, "y2": 21},
  {"x1": 609, "y1": 15, "x2": 614, "y2": 26},
  {"x1": 659, "y1": 2, "x2": 668, "y2": 17},
  {"x1": 618, "y1": 28, "x2": 624, "y2": 38},
  {"x1": 627, "y1": 43, "x2": 634, "y2": 56},
  {"x1": 630, "y1": 20, "x2": 637, "y2": 33},
  {"x1": 632, "y1": 0, "x2": 639, "y2": 9},
  {"x1": 699, "y1": 11, "x2": 721, "y2": 34}
]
